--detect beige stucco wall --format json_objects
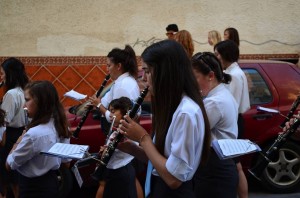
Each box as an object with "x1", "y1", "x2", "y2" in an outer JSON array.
[{"x1": 0, "y1": 0, "x2": 299, "y2": 56}]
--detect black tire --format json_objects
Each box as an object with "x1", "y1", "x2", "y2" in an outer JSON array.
[
  {"x1": 57, "y1": 167, "x2": 74, "y2": 198},
  {"x1": 260, "y1": 141, "x2": 300, "y2": 193}
]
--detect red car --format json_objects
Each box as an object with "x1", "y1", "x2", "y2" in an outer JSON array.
[
  {"x1": 240, "y1": 60, "x2": 300, "y2": 193},
  {"x1": 64, "y1": 60, "x2": 300, "y2": 195}
]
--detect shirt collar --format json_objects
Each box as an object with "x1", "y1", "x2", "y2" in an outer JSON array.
[{"x1": 115, "y1": 72, "x2": 130, "y2": 83}]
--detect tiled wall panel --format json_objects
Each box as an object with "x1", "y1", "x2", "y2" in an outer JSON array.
[{"x1": 0, "y1": 54, "x2": 298, "y2": 107}]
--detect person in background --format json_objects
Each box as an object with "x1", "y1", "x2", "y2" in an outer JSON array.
[
  {"x1": 6, "y1": 80, "x2": 71, "y2": 198},
  {"x1": 0, "y1": 108, "x2": 6, "y2": 198},
  {"x1": 89, "y1": 45, "x2": 140, "y2": 198},
  {"x1": 0, "y1": 57, "x2": 29, "y2": 198},
  {"x1": 174, "y1": 30, "x2": 195, "y2": 58},
  {"x1": 119, "y1": 40, "x2": 211, "y2": 198},
  {"x1": 165, "y1": 24, "x2": 179, "y2": 39},
  {"x1": 192, "y1": 52, "x2": 238, "y2": 198},
  {"x1": 208, "y1": 30, "x2": 222, "y2": 48},
  {"x1": 96, "y1": 97, "x2": 143, "y2": 198},
  {"x1": 224, "y1": 27, "x2": 240, "y2": 47},
  {"x1": 214, "y1": 40, "x2": 250, "y2": 198}
]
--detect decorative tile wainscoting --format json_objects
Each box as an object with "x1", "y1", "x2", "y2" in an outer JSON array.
[{"x1": 0, "y1": 54, "x2": 298, "y2": 106}]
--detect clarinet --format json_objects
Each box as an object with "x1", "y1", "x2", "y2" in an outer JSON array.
[
  {"x1": 72, "y1": 75, "x2": 110, "y2": 139},
  {"x1": 90, "y1": 86, "x2": 149, "y2": 181},
  {"x1": 279, "y1": 95, "x2": 300, "y2": 128},
  {"x1": 249, "y1": 95, "x2": 300, "y2": 180}
]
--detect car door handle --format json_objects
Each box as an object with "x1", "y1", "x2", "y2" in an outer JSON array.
[{"x1": 252, "y1": 113, "x2": 273, "y2": 120}]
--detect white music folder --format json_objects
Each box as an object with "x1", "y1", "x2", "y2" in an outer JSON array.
[
  {"x1": 40, "y1": 143, "x2": 89, "y2": 160},
  {"x1": 64, "y1": 90, "x2": 87, "y2": 101},
  {"x1": 212, "y1": 139, "x2": 261, "y2": 160}
]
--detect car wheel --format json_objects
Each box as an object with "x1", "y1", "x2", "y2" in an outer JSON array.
[
  {"x1": 57, "y1": 167, "x2": 74, "y2": 198},
  {"x1": 260, "y1": 141, "x2": 300, "y2": 193}
]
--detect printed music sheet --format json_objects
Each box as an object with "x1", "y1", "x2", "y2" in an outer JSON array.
[
  {"x1": 40, "y1": 143, "x2": 89, "y2": 159},
  {"x1": 212, "y1": 139, "x2": 261, "y2": 160},
  {"x1": 64, "y1": 90, "x2": 87, "y2": 101}
]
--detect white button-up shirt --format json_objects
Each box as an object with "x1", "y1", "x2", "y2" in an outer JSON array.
[
  {"x1": 224, "y1": 62, "x2": 250, "y2": 114},
  {"x1": 152, "y1": 95, "x2": 206, "y2": 181},
  {"x1": 7, "y1": 119, "x2": 70, "y2": 177},
  {"x1": 204, "y1": 84, "x2": 238, "y2": 141}
]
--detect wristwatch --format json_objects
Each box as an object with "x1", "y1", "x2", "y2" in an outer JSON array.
[{"x1": 96, "y1": 103, "x2": 102, "y2": 109}]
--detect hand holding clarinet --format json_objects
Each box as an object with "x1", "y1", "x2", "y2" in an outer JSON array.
[{"x1": 283, "y1": 111, "x2": 300, "y2": 133}]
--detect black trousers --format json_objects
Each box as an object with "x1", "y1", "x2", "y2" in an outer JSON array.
[
  {"x1": 0, "y1": 127, "x2": 24, "y2": 185},
  {"x1": 19, "y1": 170, "x2": 59, "y2": 198},
  {"x1": 193, "y1": 150, "x2": 238, "y2": 198},
  {"x1": 150, "y1": 175, "x2": 195, "y2": 198},
  {"x1": 103, "y1": 162, "x2": 137, "y2": 198}
]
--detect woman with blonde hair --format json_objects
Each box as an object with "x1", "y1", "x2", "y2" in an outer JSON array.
[
  {"x1": 208, "y1": 30, "x2": 222, "y2": 47},
  {"x1": 174, "y1": 30, "x2": 195, "y2": 58}
]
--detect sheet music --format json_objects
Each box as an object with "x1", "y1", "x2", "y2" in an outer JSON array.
[
  {"x1": 257, "y1": 106, "x2": 279, "y2": 114},
  {"x1": 218, "y1": 139, "x2": 258, "y2": 156},
  {"x1": 41, "y1": 143, "x2": 89, "y2": 159},
  {"x1": 64, "y1": 90, "x2": 87, "y2": 101}
]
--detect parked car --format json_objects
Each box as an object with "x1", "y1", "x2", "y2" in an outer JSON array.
[
  {"x1": 65, "y1": 60, "x2": 300, "y2": 194},
  {"x1": 240, "y1": 60, "x2": 300, "y2": 193}
]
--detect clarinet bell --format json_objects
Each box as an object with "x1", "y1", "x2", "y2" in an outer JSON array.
[
  {"x1": 90, "y1": 164, "x2": 106, "y2": 181},
  {"x1": 248, "y1": 153, "x2": 271, "y2": 181}
]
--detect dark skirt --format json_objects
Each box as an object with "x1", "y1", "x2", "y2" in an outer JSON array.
[
  {"x1": 103, "y1": 162, "x2": 137, "y2": 198},
  {"x1": 151, "y1": 176, "x2": 195, "y2": 198},
  {"x1": 19, "y1": 170, "x2": 59, "y2": 198},
  {"x1": 193, "y1": 149, "x2": 238, "y2": 198},
  {"x1": 0, "y1": 126, "x2": 24, "y2": 185}
]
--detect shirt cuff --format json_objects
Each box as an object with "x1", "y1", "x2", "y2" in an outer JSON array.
[
  {"x1": 6, "y1": 154, "x2": 17, "y2": 170},
  {"x1": 166, "y1": 154, "x2": 192, "y2": 182},
  {"x1": 105, "y1": 110, "x2": 111, "y2": 122}
]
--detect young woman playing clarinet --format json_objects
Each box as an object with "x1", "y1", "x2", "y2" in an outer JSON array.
[
  {"x1": 89, "y1": 45, "x2": 142, "y2": 198},
  {"x1": 119, "y1": 40, "x2": 211, "y2": 198}
]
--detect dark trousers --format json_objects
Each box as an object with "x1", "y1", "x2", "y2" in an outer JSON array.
[
  {"x1": 103, "y1": 162, "x2": 137, "y2": 198},
  {"x1": 237, "y1": 113, "x2": 244, "y2": 139},
  {"x1": 0, "y1": 127, "x2": 24, "y2": 185},
  {"x1": 19, "y1": 170, "x2": 59, "y2": 198},
  {"x1": 193, "y1": 150, "x2": 238, "y2": 198},
  {"x1": 150, "y1": 175, "x2": 195, "y2": 198}
]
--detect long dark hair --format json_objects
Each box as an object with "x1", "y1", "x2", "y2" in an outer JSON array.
[
  {"x1": 192, "y1": 52, "x2": 231, "y2": 84},
  {"x1": 0, "y1": 108, "x2": 5, "y2": 127},
  {"x1": 25, "y1": 81, "x2": 70, "y2": 138},
  {"x1": 1, "y1": 57, "x2": 29, "y2": 92},
  {"x1": 224, "y1": 27, "x2": 240, "y2": 46},
  {"x1": 214, "y1": 40, "x2": 240, "y2": 63},
  {"x1": 141, "y1": 40, "x2": 211, "y2": 164},
  {"x1": 107, "y1": 45, "x2": 138, "y2": 78}
]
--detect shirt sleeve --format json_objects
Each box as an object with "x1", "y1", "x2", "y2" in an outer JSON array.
[
  {"x1": 227, "y1": 75, "x2": 243, "y2": 106},
  {"x1": 165, "y1": 112, "x2": 203, "y2": 181},
  {"x1": 101, "y1": 88, "x2": 113, "y2": 108},
  {"x1": 6, "y1": 133, "x2": 36, "y2": 170},
  {"x1": 1, "y1": 92, "x2": 17, "y2": 123},
  {"x1": 204, "y1": 99, "x2": 222, "y2": 130}
]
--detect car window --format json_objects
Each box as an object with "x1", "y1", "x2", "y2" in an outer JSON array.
[{"x1": 243, "y1": 69, "x2": 272, "y2": 105}]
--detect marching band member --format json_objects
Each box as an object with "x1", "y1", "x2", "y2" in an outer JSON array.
[
  {"x1": 0, "y1": 57, "x2": 29, "y2": 198},
  {"x1": 119, "y1": 40, "x2": 211, "y2": 198},
  {"x1": 192, "y1": 52, "x2": 239, "y2": 198},
  {"x1": 89, "y1": 45, "x2": 141, "y2": 198},
  {"x1": 6, "y1": 81, "x2": 71, "y2": 198}
]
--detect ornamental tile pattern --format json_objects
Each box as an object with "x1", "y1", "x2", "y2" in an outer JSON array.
[{"x1": 0, "y1": 54, "x2": 298, "y2": 106}]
